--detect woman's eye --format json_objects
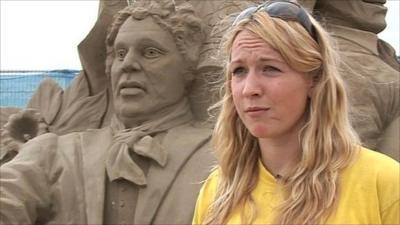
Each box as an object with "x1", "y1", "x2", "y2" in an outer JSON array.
[
  {"x1": 263, "y1": 65, "x2": 281, "y2": 73},
  {"x1": 232, "y1": 67, "x2": 247, "y2": 77},
  {"x1": 143, "y1": 47, "x2": 163, "y2": 58},
  {"x1": 116, "y1": 49, "x2": 127, "y2": 61}
]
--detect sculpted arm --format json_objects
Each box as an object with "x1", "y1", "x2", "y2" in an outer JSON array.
[
  {"x1": 377, "y1": 117, "x2": 400, "y2": 161},
  {"x1": 0, "y1": 134, "x2": 56, "y2": 225}
]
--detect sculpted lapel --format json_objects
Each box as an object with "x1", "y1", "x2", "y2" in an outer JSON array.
[
  {"x1": 81, "y1": 128, "x2": 113, "y2": 224},
  {"x1": 134, "y1": 125, "x2": 211, "y2": 224}
]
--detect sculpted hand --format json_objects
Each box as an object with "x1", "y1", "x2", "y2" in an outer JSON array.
[{"x1": 1, "y1": 108, "x2": 48, "y2": 154}]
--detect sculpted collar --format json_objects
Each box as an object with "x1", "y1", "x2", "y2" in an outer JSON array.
[
  {"x1": 106, "y1": 99, "x2": 193, "y2": 185},
  {"x1": 328, "y1": 24, "x2": 379, "y2": 56}
]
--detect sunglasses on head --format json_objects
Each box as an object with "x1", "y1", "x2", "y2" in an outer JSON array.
[{"x1": 232, "y1": 0, "x2": 317, "y2": 41}]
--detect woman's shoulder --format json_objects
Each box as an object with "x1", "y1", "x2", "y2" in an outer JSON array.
[
  {"x1": 201, "y1": 168, "x2": 220, "y2": 195},
  {"x1": 357, "y1": 147, "x2": 399, "y2": 218},
  {"x1": 356, "y1": 147, "x2": 399, "y2": 171},
  {"x1": 349, "y1": 146, "x2": 399, "y2": 183},
  {"x1": 192, "y1": 168, "x2": 220, "y2": 224},
  {"x1": 198, "y1": 168, "x2": 222, "y2": 204}
]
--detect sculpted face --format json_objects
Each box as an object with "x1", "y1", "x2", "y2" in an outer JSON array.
[
  {"x1": 315, "y1": 0, "x2": 387, "y2": 33},
  {"x1": 111, "y1": 17, "x2": 188, "y2": 127},
  {"x1": 230, "y1": 31, "x2": 312, "y2": 140}
]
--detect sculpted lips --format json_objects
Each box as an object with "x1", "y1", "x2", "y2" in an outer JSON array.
[{"x1": 118, "y1": 81, "x2": 146, "y2": 96}]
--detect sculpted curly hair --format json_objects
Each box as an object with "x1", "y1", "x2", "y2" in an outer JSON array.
[{"x1": 105, "y1": 0, "x2": 205, "y2": 81}]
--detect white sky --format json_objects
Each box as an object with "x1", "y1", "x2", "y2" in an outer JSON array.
[
  {"x1": 1, "y1": 0, "x2": 99, "y2": 71},
  {"x1": 1, "y1": 0, "x2": 399, "y2": 71}
]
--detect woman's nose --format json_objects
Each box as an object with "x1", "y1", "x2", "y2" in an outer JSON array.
[
  {"x1": 242, "y1": 71, "x2": 262, "y2": 97},
  {"x1": 122, "y1": 50, "x2": 141, "y2": 73}
]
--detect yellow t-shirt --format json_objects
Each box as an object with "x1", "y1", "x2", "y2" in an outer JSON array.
[{"x1": 192, "y1": 148, "x2": 399, "y2": 224}]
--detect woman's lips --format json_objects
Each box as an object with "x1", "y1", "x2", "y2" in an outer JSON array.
[{"x1": 245, "y1": 107, "x2": 270, "y2": 116}]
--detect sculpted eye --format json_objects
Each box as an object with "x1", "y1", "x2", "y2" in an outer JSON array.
[
  {"x1": 143, "y1": 47, "x2": 163, "y2": 59},
  {"x1": 116, "y1": 49, "x2": 127, "y2": 61}
]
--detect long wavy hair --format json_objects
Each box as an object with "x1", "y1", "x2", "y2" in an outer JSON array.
[{"x1": 204, "y1": 9, "x2": 360, "y2": 225}]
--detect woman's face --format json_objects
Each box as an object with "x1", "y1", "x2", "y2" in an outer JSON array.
[{"x1": 230, "y1": 30, "x2": 312, "y2": 140}]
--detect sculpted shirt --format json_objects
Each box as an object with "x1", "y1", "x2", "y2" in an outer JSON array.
[
  {"x1": 193, "y1": 147, "x2": 400, "y2": 224},
  {"x1": 103, "y1": 151, "x2": 150, "y2": 224}
]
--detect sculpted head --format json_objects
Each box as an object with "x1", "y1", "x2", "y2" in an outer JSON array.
[
  {"x1": 105, "y1": 0, "x2": 205, "y2": 127},
  {"x1": 314, "y1": 0, "x2": 387, "y2": 34}
]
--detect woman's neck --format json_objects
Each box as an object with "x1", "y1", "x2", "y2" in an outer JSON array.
[{"x1": 258, "y1": 130, "x2": 302, "y2": 178}]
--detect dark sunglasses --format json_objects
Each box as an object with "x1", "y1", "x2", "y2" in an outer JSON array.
[{"x1": 232, "y1": 0, "x2": 316, "y2": 40}]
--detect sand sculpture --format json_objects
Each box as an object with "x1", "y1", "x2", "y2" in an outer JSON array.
[
  {"x1": 0, "y1": 1, "x2": 215, "y2": 224},
  {"x1": 313, "y1": 0, "x2": 399, "y2": 160},
  {"x1": 0, "y1": 0, "x2": 263, "y2": 163}
]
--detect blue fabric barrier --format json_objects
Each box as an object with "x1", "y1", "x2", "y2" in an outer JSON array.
[{"x1": 0, "y1": 70, "x2": 78, "y2": 108}]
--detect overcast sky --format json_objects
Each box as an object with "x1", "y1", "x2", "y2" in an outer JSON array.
[{"x1": 1, "y1": 0, "x2": 399, "y2": 71}]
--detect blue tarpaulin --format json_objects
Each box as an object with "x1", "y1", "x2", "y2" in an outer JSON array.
[{"x1": 0, "y1": 70, "x2": 78, "y2": 108}]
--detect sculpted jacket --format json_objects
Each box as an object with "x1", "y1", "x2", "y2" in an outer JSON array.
[
  {"x1": 328, "y1": 24, "x2": 399, "y2": 160},
  {"x1": 0, "y1": 123, "x2": 214, "y2": 225}
]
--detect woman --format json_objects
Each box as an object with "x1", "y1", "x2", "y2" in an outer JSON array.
[{"x1": 192, "y1": 0, "x2": 399, "y2": 224}]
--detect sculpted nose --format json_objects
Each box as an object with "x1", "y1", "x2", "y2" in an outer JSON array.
[
  {"x1": 122, "y1": 51, "x2": 141, "y2": 73},
  {"x1": 242, "y1": 71, "x2": 262, "y2": 97}
]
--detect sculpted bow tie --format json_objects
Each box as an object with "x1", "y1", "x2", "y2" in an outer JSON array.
[
  {"x1": 105, "y1": 99, "x2": 193, "y2": 185},
  {"x1": 105, "y1": 129, "x2": 167, "y2": 185}
]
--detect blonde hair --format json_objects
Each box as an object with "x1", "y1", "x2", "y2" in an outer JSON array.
[{"x1": 204, "y1": 10, "x2": 359, "y2": 225}]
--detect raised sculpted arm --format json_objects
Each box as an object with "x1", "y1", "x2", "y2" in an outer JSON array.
[{"x1": 0, "y1": 135, "x2": 55, "y2": 224}]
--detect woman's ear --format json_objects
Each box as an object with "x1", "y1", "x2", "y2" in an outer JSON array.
[
  {"x1": 307, "y1": 83, "x2": 314, "y2": 98},
  {"x1": 308, "y1": 70, "x2": 320, "y2": 97}
]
